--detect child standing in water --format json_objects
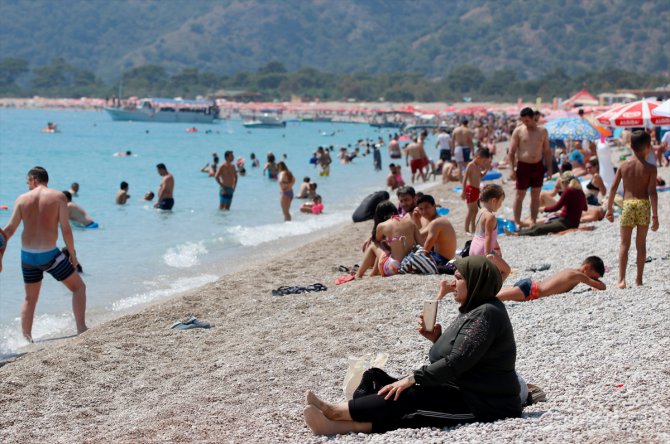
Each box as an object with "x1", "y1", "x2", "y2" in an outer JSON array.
[
  {"x1": 606, "y1": 130, "x2": 659, "y2": 288},
  {"x1": 469, "y1": 184, "x2": 510, "y2": 281},
  {"x1": 461, "y1": 148, "x2": 492, "y2": 234}
]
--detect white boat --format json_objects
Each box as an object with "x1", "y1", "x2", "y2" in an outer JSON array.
[
  {"x1": 105, "y1": 98, "x2": 219, "y2": 123},
  {"x1": 242, "y1": 114, "x2": 286, "y2": 128}
]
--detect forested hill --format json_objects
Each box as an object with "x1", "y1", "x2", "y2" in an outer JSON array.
[{"x1": 1, "y1": 0, "x2": 668, "y2": 81}]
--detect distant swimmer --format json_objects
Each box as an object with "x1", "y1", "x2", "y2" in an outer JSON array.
[
  {"x1": 249, "y1": 153, "x2": 260, "y2": 168},
  {"x1": 113, "y1": 150, "x2": 133, "y2": 157},
  {"x1": 264, "y1": 153, "x2": 279, "y2": 179},
  {"x1": 1, "y1": 166, "x2": 88, "y2": 341},
  {"x1": 69, "y1": 182, "x2": 79, "y2": 197},
  {"x1": 214, "y1": 151, "x2": 237, "y2": 210},
  {"x1": 154, "y1": 163, "x2": 175, "y2": 210},
  {"x1": 187, "y1": 127, "x2": 198, "y2": 133},
  {"x1": 116, "y1": 181, "x2": 131, "y2": 205},
  {"x1": 143, "y1": 191, "x2": 155, "y2": 202},
  {"x1": 41, "y1": 122, "x2": 59, "y2": 133},
  {"x1": 300, "y1": 195, "x2": 324, "y2": 215},
  {"x1": 297, "y1": 177, "x2": 311, "y2": 199},
  {"x1": 63, "y1": 191, "x2": 97, "y2": 228}
]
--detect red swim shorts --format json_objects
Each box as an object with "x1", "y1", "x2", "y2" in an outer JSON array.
[
  {"x1": 410, "y1": 158, "x2": 428, "y2": 174},
  {"x1": 515, "y1": 161, "x2": 545, "y2": 190},
  {"x1": 465, "y1": 185, "x2": 480, "y2": 204}
]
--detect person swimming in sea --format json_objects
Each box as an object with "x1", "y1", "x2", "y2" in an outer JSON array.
[{"x1": 264, "y1": 153, "x2": 279, "y2": 180}]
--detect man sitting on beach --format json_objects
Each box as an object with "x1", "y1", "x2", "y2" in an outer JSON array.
[
  {"x1": 413, "y1": 194, "x2": 457, "y2": 268},
  {"x1": 1, "y1": 166, "x2": 88, "y2": 341},
  {"x1": 154, "y1": 163, "x2": 175, "y2": 210},
  {"x1": 396, "y1": 186, "x2": 417, "y2": 216},
  {"x1": 63, "y1": 191, "x2": 96, "y2": 227},
  {"x1": 496, "y1": 256, "x2": 606, "y2": 302}
]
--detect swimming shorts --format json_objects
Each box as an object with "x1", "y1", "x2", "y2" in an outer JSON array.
[
  {"x1": 620, "y1": 199, "x2": 650, "y2": 227},
  {"x1": 514, "y1": 278, "x2": 540, "y2": 301},
  {"x1": 319, "y1": 166, "x2": 330, "y2": 177},
  {"x1": 282, "y1": 189, "x2": 294, "y2": 199},
  {"x1": 21, "y1": 247, "x2": 75, "y2": 284},
  {"x1": 219, "y1": 186, "x2": 234, "y2": 205},
  {"x1": 429, "y1": 249, "x2": 450, "y2": 267},
  {"x1": 454, "y1": 146, "x2": 471, "y2": 163},
  {"x1": 157, "y1": 198, "x2": 174, "y2": 210},
  {"x1": 389, "y1": 153, "x2": 402, "y2": 159},
  {"x1": 515, "y1": 161, "x2": 545, "y2": 190},
  {"x1": 439, "y1": 149, "x2": 451, "y2": 162},
  {"x1": 410, "y1": 158, "x2": 428, "y2": 174},
  {"x1": 379, "y1": 251, "x2": 400, "y2": 277},
  {"x1": 465, "y1": 185, "x2": 480, "y2": 204}
]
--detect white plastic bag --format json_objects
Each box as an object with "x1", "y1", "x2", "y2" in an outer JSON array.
[{"x1": 342, "y1": 352, "x2": 389, "y2": 399}]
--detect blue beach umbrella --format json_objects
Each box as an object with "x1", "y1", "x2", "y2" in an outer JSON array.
[{"x1": 544, "y1": 117, "x2": 601, "y2": 141}]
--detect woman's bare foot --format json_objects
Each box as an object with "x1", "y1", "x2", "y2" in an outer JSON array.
[
  {"x1": 503, "y1": 227, "x2": 518, "y2": 236},
  {"x1": 617, "y1": 280, "x2": 627, "y2": 289},
  {"x1": 305, "y1": 390, "x2": 336, "y2": 419},
  {"x1": 304, "y1": 405, "x2": 370, "y2": 436}
]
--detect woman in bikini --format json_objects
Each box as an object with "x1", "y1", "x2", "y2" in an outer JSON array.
[
  {"x1": 583, "y1": 158, "x2": 606, "y2": 206},
  {"x1": 277, "y1": 161, "x2": 295, "y2": 221},
  {"x1": 354, "y1": 201, "x2": 421, "y2": 279}
]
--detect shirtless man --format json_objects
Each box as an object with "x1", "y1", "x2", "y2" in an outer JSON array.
[
  {"x1": 116, "y1": 181, "x2": 130, "y2": 205},
  {"x1": 413, "y1": 194, "x2": 457, "y2": 268},
  {"x1": 1, "y1": 166, "x2": 88, "y2": 341},
  {"x1": 63, "y1": 191, "x2": 96, "y2": 227},
  {"x1": 508, "y1": 107, "x2": 553, "y2": 226},
  {"x1": 403, "y1": 137, "x2": 428, "y2": 183},
  {"x1": 452, "y1": 119, "x2": 474, "y2": 179},
  {"x1": 154, "y1": 163, "x2": 175, "y2": 210},
  {"x1": 496, "y1": 256, "x2": 605, "y2": 302},
  {"x1": 441, "y1": 160, "x2": 460, "y2": 183},
  {"x1": 396, "y1": 186, "x2": 417, "y2": 216},
  {"x1": 388, "y1": 135, "x2": 402, "y2": 159},
  {"x1": 215, "y1": 150, "x2": 238, "y2": 210}
]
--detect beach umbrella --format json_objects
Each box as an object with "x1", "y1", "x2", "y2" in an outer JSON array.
[
  {"x1": 652, "y1": 99, "x2": 670, "y2": 117},
  {"x1": 596, "y1": 99, "x2": 670, "y2": 127},
  {"x1": 543, "y1": 117, "x2": 601, "y2": 141}
]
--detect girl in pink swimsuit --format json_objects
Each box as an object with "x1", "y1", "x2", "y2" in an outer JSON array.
[{"x1": 468, "y1": 185, "x2": 511, "y2": 282}]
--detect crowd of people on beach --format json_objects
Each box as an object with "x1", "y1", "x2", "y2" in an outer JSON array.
[
  {"x1": 303, "y1": 107, "x2": 663, "y2": 436},
  {"x1": 0, "y1": 105, "x2": 666, "y2": 438}
]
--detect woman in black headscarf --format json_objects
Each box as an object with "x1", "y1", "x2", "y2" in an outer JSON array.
[{"x1": 304, "y1": 256, "x2": 522, "y2": 435}]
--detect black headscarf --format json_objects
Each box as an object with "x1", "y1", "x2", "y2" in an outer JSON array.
[{"x1": 454, "y1": 256, "x2": 502, "y2": 313}]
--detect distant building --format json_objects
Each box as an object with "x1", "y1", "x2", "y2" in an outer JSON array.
[{"x1": 616, "y1": 86, "x2": 670, "y2": 102}]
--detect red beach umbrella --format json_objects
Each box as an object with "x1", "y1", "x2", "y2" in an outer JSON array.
[{"x1": 595, "y1": 99, "x2": 670, "y2": 127}]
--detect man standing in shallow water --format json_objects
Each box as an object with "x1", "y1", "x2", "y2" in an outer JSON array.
[
  {"x1": 1, "y1": 166, "x2": 88, "y2": 341},
  {"x1": 154, "y1": 163, "x2": 175, "y2": 210},
  {"x1": 215, "y1": 150, "x2": 237, "y2": 210},
  {"x1": 508, "y1": 107, "x2": 552, "y2": 226}
]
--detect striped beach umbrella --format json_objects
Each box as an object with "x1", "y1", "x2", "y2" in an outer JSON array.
[
  {"x1": 544, "y1": 117, "x2": 601, "y2": 141},
  {"x1": 596, "y1": 99, "x2": 670, "y2": 127},
  {"x1": 652, "y1": 99, "x2": 670, "y2": 118}
]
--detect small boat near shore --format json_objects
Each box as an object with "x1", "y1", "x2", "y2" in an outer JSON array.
[
  {"x1": 242, "y1": 114, "x2": 286, "y2": 128},
  {"x1": 105, "y1": 98, "x2": 219, "y2": 123}
]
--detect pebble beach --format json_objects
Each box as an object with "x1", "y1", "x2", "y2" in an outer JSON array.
[{"x1": 1, "y1": 146, "x2": 669, "y2": 443}]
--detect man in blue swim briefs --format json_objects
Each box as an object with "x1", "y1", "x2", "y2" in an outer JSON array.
[
  {"x1": 214, "y1": 150, "x2": 238, "y2": 210},
  {"x1": 1, "y1": 166, "x2": 88, "y2": 342},
  {"x1": 413, "y1": 194, "x2": 457, "y2": 270},
  {"x1": 154, "y1": 163, "x2": 175, "y2": 210}
]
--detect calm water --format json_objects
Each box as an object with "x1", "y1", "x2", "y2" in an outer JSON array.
[{"x1": 0, "y1": 109, "x2": 420, "y2": 353}]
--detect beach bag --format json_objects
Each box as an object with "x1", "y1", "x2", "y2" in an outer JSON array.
[
  {"x1": 458, "y1": 239, "x2": 471, "y2": 258},
  {"x1": 399, "y1": 245, "x2": 438, "y2": 275},
  {"x1": 353, "y1": 368, "x2": 399, "y2": 399},
  {"x1": 352, "y1": 191, "x2": 389, "y2": 223},
  {"x1": 342, "y1": 352, "x2": 389, "y2": 399}
]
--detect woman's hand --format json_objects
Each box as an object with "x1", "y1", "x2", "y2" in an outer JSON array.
[
  {"x1": 418, "y1": 314, "x2": 442, "y2": 343},
  {"x1": 378, "y1": 376, "x2": 415, "y2": 401}
]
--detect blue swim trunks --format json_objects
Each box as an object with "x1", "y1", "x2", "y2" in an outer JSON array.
[
  {"x1": 21, "y1": 247, "x2": 75, "y2": 284},
  {"x1": 220, "y1": 186, "x2": 234, "y2": 205}
]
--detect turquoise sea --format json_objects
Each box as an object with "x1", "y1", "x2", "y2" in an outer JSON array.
[{"x1": 0, "y1": 109, "x2": 433, "y2": 354}]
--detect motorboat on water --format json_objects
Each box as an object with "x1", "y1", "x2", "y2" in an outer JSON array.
[
  {"x1": 242, "y1": 113, "x2": 286, "y2": 128},
  {"x1": 105, "y1": 98, "x2": 219, "y2": 123}
]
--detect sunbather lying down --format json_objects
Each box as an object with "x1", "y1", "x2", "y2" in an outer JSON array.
[{"x1": 496, "y1": 256, "x2": 606, "y2": 302}]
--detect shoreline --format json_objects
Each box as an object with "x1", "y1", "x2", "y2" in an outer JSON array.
[{"x1": 1, "y1": 144, "x2": 669, "y2": 442}]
